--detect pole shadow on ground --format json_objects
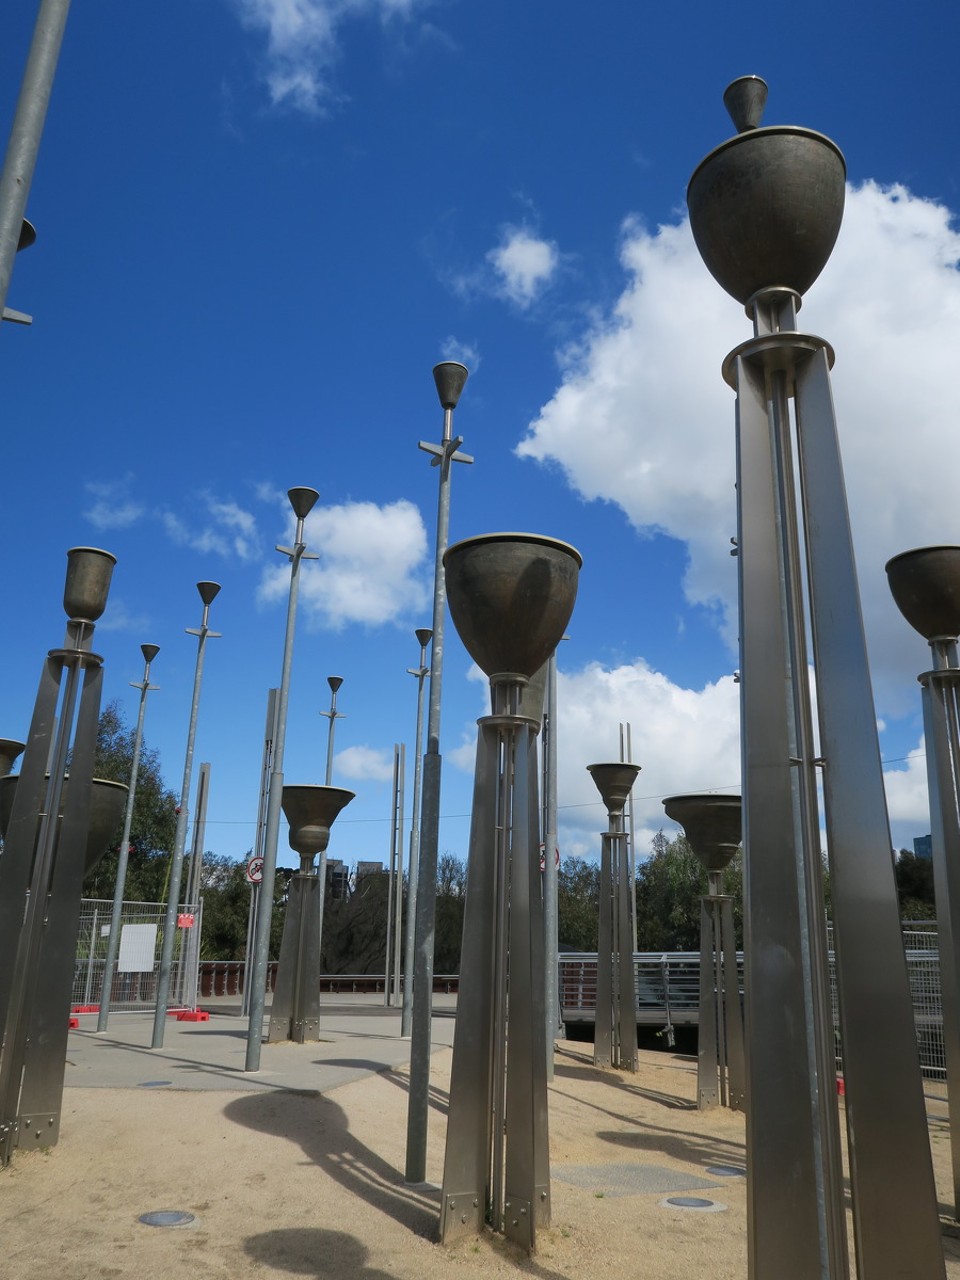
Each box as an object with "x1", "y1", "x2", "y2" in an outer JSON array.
[{"x1": 223, "y1": 1089, "x2": 440, "y2": 1237}]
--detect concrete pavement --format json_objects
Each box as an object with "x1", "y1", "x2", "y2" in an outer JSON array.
[{"x1": 64, "y1": 993, "x2": 458, "y2": 1094}]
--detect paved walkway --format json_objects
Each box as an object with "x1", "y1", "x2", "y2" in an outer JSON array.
[{"x1": 65, "y1": 993, "x2": 458, "y2": 1094}]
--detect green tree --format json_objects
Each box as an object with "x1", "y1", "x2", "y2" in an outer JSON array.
[
  {"x1": 635, "y1": 830, "x2": 743, "y2": 952},
  {"x1": 434, "y1": 853, "x2": 466, "y2": 972},
  {"x1": 557, "y1": 856, "x2": 600, "y2": 951},
  {"x1": 82, "y1": 701, "x2": 178, "y2": 902},
  {"x1": 894, "y1": 850, "x2": 937, "y2": 921},
  {"x1": 196, "y1": 854, "x2": 291, "y2": 960}
]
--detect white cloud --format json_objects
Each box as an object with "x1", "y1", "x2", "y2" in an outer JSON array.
[
  {"x1": 258, "y1": 497, "x2": 429, "y2": 628},
  {"x1": 883, "y1": 740, "x2": 931, "y2": 829},
  {"x1": 553, "y1": 660, "x2": 741, "y2": 861},
  {"x1": 487, "y1": 227, "x2": 559, "y2": 308},
  {"x1": 518, "y1": 182, "x2": 960, "y2": 719},
  {"x1": 335, "y1": 744, "x2": 396, "y2": 782},
  {"x1": 232, "y1": 0, "x2": 429, "y2": 113},
  {"x1": 160, "y1": 496, "x2": 260, "y2": 562},
  {"x1": 84, "y1": 478, "x2": 144, "y2": 530},
  {"x1": 440, "y1": 335, "x2": 480, "y2": 372}
]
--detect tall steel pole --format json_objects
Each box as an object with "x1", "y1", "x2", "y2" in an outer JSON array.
[
  {"x1": 151, "y1": 583, "x2": 221, "y2": 1047},
  {"x1": 245, "y1": 488, "x2": 320, "y2": 1072},
  {"x1": 97, "y1": 643, "x2": 159, "y2": 1031},
  {"x1": 886, "y1": 545, "x2": 960, "y2": 1219},
  {"x1": 320, "y1": 676, "x2": 344, "y2": 785},
  {"x1": 0, "y1": 0, "x2": 70, "y2": 323},
  {"x1": 405, "y1": 361, "x2": 472, "y2": 1183},
  {"x1": 242, "y1": 689, "x2": 279, "y2": 1018},
  {"x1": 688, "y1": 77, "x2": 944, "y2": 1280},
  {"x1": 401, "y1": 628, "x2": 432, "y2": 1037},
  {"x1": 542, "y1": 649, "x2": 561, "y2": 1078}
]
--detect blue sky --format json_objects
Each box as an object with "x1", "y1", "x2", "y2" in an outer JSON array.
[{"x1": 4, "y1": 0, "x2": 960, "y2": 876}]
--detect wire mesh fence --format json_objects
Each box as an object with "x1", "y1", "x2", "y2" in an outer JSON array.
[
  {"x1": 72, "y1": 898, "x2": 202, "y2": 1013},
  {"x1": 561, "y1": 922, "x2": 945, "y2": 1079}
]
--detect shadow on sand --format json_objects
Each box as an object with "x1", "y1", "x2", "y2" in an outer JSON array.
[{"x1": 244, "y1": 1227, "x2": 397, "y2": 1278}]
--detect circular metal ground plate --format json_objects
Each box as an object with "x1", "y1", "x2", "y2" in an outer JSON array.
[
  {"x1": 661, "y1": 1196, "x2": 727, "y2": 1212},
  {"x1": 138, "y1": 1211, "x2": 196, "y2": 1228},
  {"x1": 705, "y1": 1165, "x2": 746, "y2": 1178}
]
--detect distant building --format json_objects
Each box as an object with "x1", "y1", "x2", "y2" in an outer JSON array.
[
  {"x1": 326, "y1": 858, "x2": 350, "y2": 900},
  {"x1": 355, "y1": 860, "x2": 384, "y2": 879},
  {"x1": 913, "y1": 834, "x2": 932, "y2": 860}
]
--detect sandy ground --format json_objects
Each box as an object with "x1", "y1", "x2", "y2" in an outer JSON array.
[{"x1": 2, "y1": 1040, "x2": 960, "y2": 1280}]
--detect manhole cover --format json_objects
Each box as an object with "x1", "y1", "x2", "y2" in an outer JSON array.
[
  {"x1": 705, "y1": 1165, "x2": 745, "y2": 1178},
  {"x1": 137, "y1": 1080, "x2": 172, "y2": 1088},
  {"x1": 661, "y1": 1196, "x2": 726, "y2": 1213},
  {"x1": 139, "y1": 1211, "x2": 195, "y2": 1228}
]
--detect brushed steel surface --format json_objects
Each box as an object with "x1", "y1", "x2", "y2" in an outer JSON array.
[
  {"x1": 796, "y1": 348, "x2": 946, "y2": 1279},
  {"x1": 921, "y1": 669, "x2": 960, "y2": 1213},
  {"x1": 735, "y1": 353, "x2": 838, "y2": 1278}
]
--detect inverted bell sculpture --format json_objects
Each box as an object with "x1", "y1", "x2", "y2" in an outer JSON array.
[
  {"x1": 0, "y1": 740, "x2": 25, "y2": 780},
  {"x1": 886, "y1": 546, "x2": 960, "y2": 642},
  {"x1": 663, "y1": 794, "x2": 743, "y2": 1111},
  {"x1": 688, "y1": 77, "x2": 945, "y2": 1280},
  {"x1": 63, "y1": 548, "x2": 117, "y2": 624},
  {"x1": 281, "y1": 785, "x2": 355, "y2": 864},
  {"x1": 588, "y1": 762, "x2": 640, "y2": 817},
  {"x1": 444, "y1": 533, "x2": 581, "y2": 679},
  {"x1": 0, "y1": 775, "x2": 127, "y2": 873},
  {"x1": 440, "y1": 532, "x2": 581, "y2": 1254},
  {"x1": 662, "y1": 793, "x2": 742, "y2": 874},
  {"x1": 268, "y1": 785, "x2": 355, "y2": 1045},
  {"x1": 886, "y1": 544, "x2": 960, "y2": 1217},
  {"x1": 687, "y1": 79, "x2": 845, "y2": 305},
  {"x1": 433, "y1": 361, "x2": 469, "y2": 410},
  {"x1": 587, "y1": 762, "x2": 641, "y2": 1072}
]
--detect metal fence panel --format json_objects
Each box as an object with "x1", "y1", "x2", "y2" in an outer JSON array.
[
  {"x1": 72, "y1": 898, "x2": 202, "y2": 1013},
  {"x1": 560, "y1": 924, "x2": 945, "y2": 1080}
]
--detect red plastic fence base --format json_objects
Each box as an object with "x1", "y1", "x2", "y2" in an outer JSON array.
[
  {"x1": 71, "y1": 1005, "x2": 99, "y2": 1014},
  {"x1": 68, "y1": 1017, "x2": 80, "y2": 1028},
  {"x1": 837, "y1": 1076, "x2": 846, "y2": 1096},
  {"x1": 176, "y1": 1010, "x2": 210, "y2": 1022}
]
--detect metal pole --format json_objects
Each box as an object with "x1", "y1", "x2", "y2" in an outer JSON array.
[
  {"x1": 320, "y1": 676, "x2": 344, "y2": 786},
  {"x1": 393, "y1": 743, "x2": 405, "y2": 1007},
  {"x1": 542, "y1": 650, "x2": 561, "y2": 1077},
  {"x1": 406, "y1": 362, "x2": 472, "y2": 1183},
  {"x1": 401, "y1": 629, "x2": 431, "y2": 1036},
  {"x1": 151, "y1": 584, "x2": 221, "y2": 1047},
  {"x1": 185, "y1": 761, "x2": 211, "y2": 908},
  {"x1": 244, "y1": 488, "x2": 319, "y2": 1072},
  {"x1": 242, "y1": 689, "x2": 279, "y2": 1018},
  {"x1": 180, "y1": 761, "x2": 210, "y2": 1008},
  {"x1": 384, "y1": 744, "x2": 400, "y2": 1007},
  {"x1": 97, "y1": 643, "x2": 159, "y2": 1031},
  {"x1": 0, "y1": 0, "x2": 70, "y2": 322}
]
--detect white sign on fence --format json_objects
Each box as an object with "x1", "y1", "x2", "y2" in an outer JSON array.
[{"x1": 118, "y1": 923, "x2": 158, "y2": 973}]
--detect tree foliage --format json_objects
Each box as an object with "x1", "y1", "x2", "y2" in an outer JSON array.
[
  {"x1": 557, "y1": 856, "x2": 600, "y2": 951},
  {"x1": 894, "y1": 850, "x2": 937, "y2": 921},
  {"x1": 635, "y1": 831, "x2": 743, "y2": 953},
  {"x1": 82, "y1": 700, "x2": 179, "y2": 901}
]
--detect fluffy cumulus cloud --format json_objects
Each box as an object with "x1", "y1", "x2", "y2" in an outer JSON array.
[
  {"x1": 258, "y1": 497, "x2": 428, "y2": 627},
  {"x1": 232, "y1": 0, "x2": 427, "y2": 113},
  {"x1": 518, "y1": 182, "x2": 960, "y2": 719},
  {"x1": 552, "y1": 660, "x2": 741, "y2": 860},
  {"x1": 486, "y1": 227, "x2": 559, "y2": 308},
  {"x1": 512, "y1": 181, "x2": 960, "y2": 851},
  {"x1": 335, "y1": 744, "x2": 396, "y2": 782}
]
